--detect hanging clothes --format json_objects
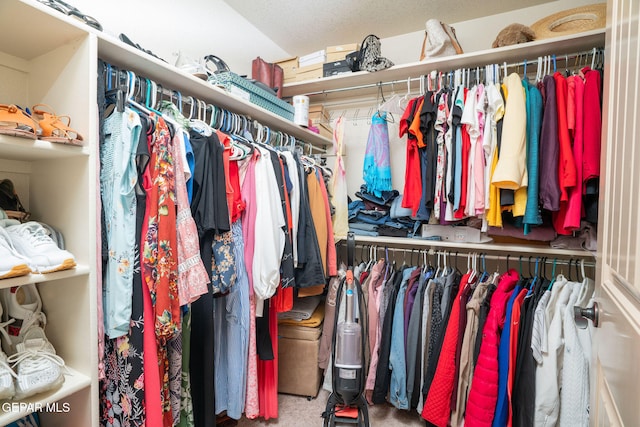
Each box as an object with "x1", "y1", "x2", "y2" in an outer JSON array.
[
  {"x1": 465, "y1": 269, "x2": 518, "y2": 427},
  {"x1": 522, "y1": 78, "x2": 544, "y2": 233},
  {"x1": 100, "y1": 108, "x2": 146, "y2": 427},
  {"x1": 330, "y1": 116, "x2": 349, "y2": 237},
  {"x1": 363, "y1": 112, "x2": 393, "y2": 197}
]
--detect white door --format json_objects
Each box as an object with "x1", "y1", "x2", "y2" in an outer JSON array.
[{"x1": 591, "y1": 0, "x2": 640, "y2": 425}]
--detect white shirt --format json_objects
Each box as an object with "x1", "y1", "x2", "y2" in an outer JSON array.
[{"x1": 252, "y1": 146, "x2": 285, "y2": 316}]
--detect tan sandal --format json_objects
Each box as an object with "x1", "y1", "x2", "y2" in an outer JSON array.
[
  {"x1": 0, "y1": 104, "x2": 38, "y2": 139},
  {"x1": 32, "y1": 103, "x2": 84, "y2": 146}
]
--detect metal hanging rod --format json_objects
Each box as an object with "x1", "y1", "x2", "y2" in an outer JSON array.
[
  {"x1": 302, "y1": 47, "x2": 604, "y2": 98},
  {"x1": 350, "y1": 244, "x2": 596, "y2": 268}
]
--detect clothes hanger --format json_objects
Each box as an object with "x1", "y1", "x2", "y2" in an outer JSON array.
[
  {"x1": 547, "y1": 258, "x2": 558, "y2": 291},
  {"x1": 518, "y1": 255, "x2": 523, "y2": 278},
  {"x1": 124, "y1": 71, "x2": 153, "y2": 116},
  {"x1": 468, "y1": 252, "x2": 478, "y2": 283},
  {"x1": 188, "y1": 99, "x2": 213, "y2": 136}
]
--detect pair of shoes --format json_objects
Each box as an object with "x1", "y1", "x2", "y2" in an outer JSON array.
[
  {"x1": 36, "y1": 0, "x2": 102, "y2": 31},
  {"x1": 119, "y1": 33, "x2": 166, "y2": 63},
  {"x1": 0, "y1": 284, "x2": 65, "y2": 400},
  {"x1": 175, "y1": 51, "x2": 210, "y2": 80},
  {"x1": 0, "y1": 104, "x2": 84, "y2": 146},
  {"x1": 0, "y1": 221, "x2": 76, "y2": 276}
]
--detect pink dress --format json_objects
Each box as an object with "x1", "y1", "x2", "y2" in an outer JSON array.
[
  {"x1": 241, "y1": 151, "x2": 260, "y2": 419},
  {"x1": 173, "y1": 131, "x2": 209, "y2": 305}
]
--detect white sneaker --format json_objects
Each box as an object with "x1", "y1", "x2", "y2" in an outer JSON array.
[
  {"x1": 6, "y1": 222, "x2": 76, "y2": 273},
  {"x1": 0, "y1": 304, "x2": 16, "y2": 399},
  {"x1": 0, "y1": 285, "x2": 65, "y2": 399},
  {"x1": 0, "y1": 227, "x2": 31, "y2": 279}
]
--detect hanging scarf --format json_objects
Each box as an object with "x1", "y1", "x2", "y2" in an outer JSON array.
[{"x1": 363, "y1": 112, "x2": 392, "y2": 197}]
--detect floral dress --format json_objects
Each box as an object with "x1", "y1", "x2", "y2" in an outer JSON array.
[
  {"x1": 141, "y1": 115, "x2": 180, "y2": 426},
  {"x1": 100, "y1": 113, "x2": 151, "y2": 427}
]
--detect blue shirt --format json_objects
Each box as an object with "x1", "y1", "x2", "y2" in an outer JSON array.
[{"x1": 493, "y1": 284, "x2": 521, "y2": 427}]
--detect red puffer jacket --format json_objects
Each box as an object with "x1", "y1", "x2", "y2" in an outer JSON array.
[
  {"x1": 422, "y1": 272, "x2": 474, "y2": 426},
  {"x1": 464, "y1": 269, "x2": 519, "y2": 427}
]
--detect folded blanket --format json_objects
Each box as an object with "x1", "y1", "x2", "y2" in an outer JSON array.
[
  {"x1": 278, "y1": 295, "x2": 323, "y2": 322},
  {"x1": 279, "y1": 304, "x2": 325, "y2": 328}
]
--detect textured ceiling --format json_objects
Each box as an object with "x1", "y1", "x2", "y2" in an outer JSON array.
[{"x1": 222, "y1": 0, "x2": 552, "y2": 56}]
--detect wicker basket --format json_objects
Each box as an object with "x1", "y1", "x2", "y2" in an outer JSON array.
[{"x1": 209, "y1": 72, "x2": 295, "y2": 121}]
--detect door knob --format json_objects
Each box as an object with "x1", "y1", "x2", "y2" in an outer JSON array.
[{"x1": 574, "y1": 301, "x2": 600, "y2": 328}]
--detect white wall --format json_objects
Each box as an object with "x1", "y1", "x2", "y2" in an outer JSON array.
[
  {"x1": 70, "y1": 0, "x2": 290, "y2": 76},
  {"x1": 381, "y1": 0, "x2": 604, "y2": 65}
]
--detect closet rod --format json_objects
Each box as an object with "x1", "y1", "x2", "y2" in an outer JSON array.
[
  {"x1": 103, "y1": 62, "x2": 327, "y2": 155},
  {"x1": 352, "y1": 244, "x2": 596, "y2": 268},
  {"x1": 301, "y1": 47, "x2": 604, "y2": 97}
]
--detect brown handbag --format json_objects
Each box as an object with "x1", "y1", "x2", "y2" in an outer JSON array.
[{"x1": 252, "y1": 57, "x2": 284, "y2": 98}]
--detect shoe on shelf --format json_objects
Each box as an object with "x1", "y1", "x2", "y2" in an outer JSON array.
[
  {"x1": 0, "y1": 226, "x2": 32, "y2": 280},
  {"x1": 0, "y1": 302, "x2": 16, "y2": 399},
  {"x1": 0, "y1": 285, "x2": 65, "y2": 399},
  {"x1": 5, "y1": 221, "x2": 76, "y2": 274}
]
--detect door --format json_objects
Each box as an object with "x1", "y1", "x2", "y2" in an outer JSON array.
[{"x1": 592, "y1": 0, "x2": 640, "y2": 425}]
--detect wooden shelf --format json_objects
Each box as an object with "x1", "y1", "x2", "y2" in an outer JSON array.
[
  {"x1": 0, "y1": 135, "x2": 89, "y2": 161},
  {"x1": 0, "y1": 367, "x2": 91, "y2": 425},
  {"x1": 96, "y1": 35, "x2": 332, "y2": 152},
  {"x1": 337, "y1": 235, "x2": 595, "y2": 259},
  {"x1": 0, "y1": 265, "x2": 90, "y2": 290},
  {"x1": 0, "y1": 0, "x2": 88, "y2": 61},
  {"x1": 283, "y1": 29, "x2": 606, "y2": 102}
]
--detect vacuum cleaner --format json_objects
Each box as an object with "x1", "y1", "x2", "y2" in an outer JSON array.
[{"x1": 323, "y1": 232, "x2": 370, "y2": 427}]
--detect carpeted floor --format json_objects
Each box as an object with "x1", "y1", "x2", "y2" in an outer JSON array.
[{"x1": 236, "y1": 389, "x2": 424, "y2": 426}]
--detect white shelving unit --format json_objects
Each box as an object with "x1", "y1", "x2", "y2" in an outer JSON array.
[
  {"x1": 0, "y1": 1, "x2": 96, "y2": 425},
  {"x1": 283, "y1": 29, "x2": 606, "y2": 102}
]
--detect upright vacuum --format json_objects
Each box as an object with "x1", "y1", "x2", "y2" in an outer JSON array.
[{"x1": 323, "y1": 232, "x2": 369, "y2": 427}]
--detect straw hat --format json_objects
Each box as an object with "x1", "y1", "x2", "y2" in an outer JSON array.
[{"x1": 531, "y1": 3, "x2": 606, "y2": 39}]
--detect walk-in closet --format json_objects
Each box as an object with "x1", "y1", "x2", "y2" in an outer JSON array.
[{"x1": 0, "y1": 0, "x2": 637, "y2": 426}]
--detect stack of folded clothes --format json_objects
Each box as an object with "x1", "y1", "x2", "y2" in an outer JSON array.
[{"x1": 348, "y1": 185, "x2": 419, "y2": 238}]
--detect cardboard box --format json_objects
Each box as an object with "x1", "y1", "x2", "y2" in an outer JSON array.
[
  {"x1": 275, "y1": 56, "x2": 299, "y2": 81},
  {"x1": 296, "y1": 63, "x2": 323, "y2": 81},
  {"x1": 299, "y1": 49, "x2": 326, "y2": 67},
  {"x1": 309, "y1": 105, "x2": 330, "y2": 122},
  {"x1": 326, "y1": 43, "x2": 359, "y2": 54},
  {"x1": 275, "y1": 56, "x2": 298, "y2": 70},
  {"x1": 318, "y1": 123, "x2": 333, "y2": 140},
  {"x1": 326, "y1": 51, "x2": 348, "y2": 63}
]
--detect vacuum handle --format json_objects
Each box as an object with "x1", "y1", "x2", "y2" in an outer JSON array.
[{"x1": 347, "y1": 231, "x2": 355, "y2": 269}]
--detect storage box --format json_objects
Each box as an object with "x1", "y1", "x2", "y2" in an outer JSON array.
[
  {"x1": 278, "y1": 323, "x2": 323, "y2": 397},
  {"x1": 326, "y1": 43, "x2": 360, "y2": 54},
  {"x1": 275, "y1": 56, "x2": 298, "y2": 70},
  {"x1": 323, "y1": 60, "x2": 352, "y2": 77},
  {"x1": 208, "y1": 71, "x2": 295, "y2": 120},
  {"x1": 421, "y1": 225, "x2": 492, "y2": 243},
  {"x1": 296, "y1": 63, "x2": 323, "y2": 81},
  {"x1": 275, "y1": 56, "x2": 299, "y2": 81},
  {"x1": 309, "y1": 104, "x2": 330, "y2": 124},
  {"x1": 318, "y1": 123, "x2": 333, "y2": 140},
  {"x1": 326, "y1": 51, "x2": 348, "y2": 63},
  {"x1": 299, "y1": 49, "x2": 326, "y2": 67}
]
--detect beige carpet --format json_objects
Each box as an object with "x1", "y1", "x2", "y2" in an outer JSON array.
[{"x1": 236, "y1": 390, "x2": 424, "y2": 426}]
